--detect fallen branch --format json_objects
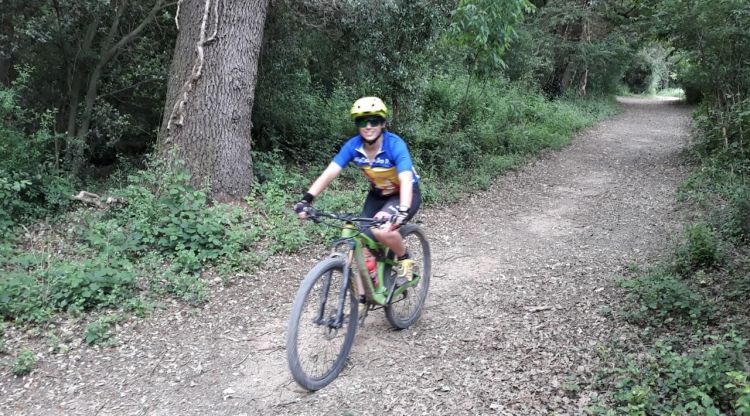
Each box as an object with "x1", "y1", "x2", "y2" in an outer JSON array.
[
  {"x1": 72, "y1": 191, "x2": 102, "y2": 207},
  {"x1": 73, "y1": 191, "x2": 128, "y2": 208}
]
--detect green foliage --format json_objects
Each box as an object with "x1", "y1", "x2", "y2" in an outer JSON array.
[
  {"x1": 407, "y1": 77, "x2": 616, "y2": 191},
  {"x1": 691, "y1": 97, "x2": 750, "y2": 158},
  {"x1": 84, "y1": 314, "x2": 122, "y2": 346},
  {"x1": 13, "y1": 349, "x2": 36, "y2": 376},
  {"x1": 0, "y1": 154, "x2": 261, "y2": 322},
  {"x1": 252, "y1": 81, "x2": 355, "y2": 164},
  {"x1": 248, "y1": 151, "x2": 365, "y2": 253},
  {"x1": 725, "y1": 372, "x2": 750, "y2": 416},
  {"x1": 623, "y1": 44, "x2": 672, "y2": 95},
  {"x1": 0, "y1": 254, "x2": 135, "y2": 323},
  {"x1": 721, "y1": 186, "x2": 750, "y2": 243},
  {"x1": 590, "y1": 334, "x2": 749, "y2": 416},
  {"x1": 448, "y1": 0, "x2": 535, "y2": 77},
  {"x1": 516, "y1": 0, "x2": 638, "y2": 97},
  {"x1": 0, "y1": 70, "x2": 76, "y2": 237},
  {"x1": 679, "y1": 142, "x2": 750, "y2": 247},
  {"x1": 3, "y1": 0, "x2": 175, "y2": 173},
  {"x1": 47, "y1": 256, "x2": 136, "y2": 313},
  {"x1": 0, "y1": 271, "x2": 54, "y2": 324},
  {"x1": 99, "y1": 155, "x2": 256, "y2": 263},
  {"x1": 674, "y1": 223, "x2": 725, "y2": 275},
  {"x1": 618, "y1": 269, "x2": 714, "y2": 328},
  {"x1": 254, "y1": 0, "x2": 453, "y2": 160},
  {"x1": 653, "y1": 0, "x2": 750, "y2": 106}
]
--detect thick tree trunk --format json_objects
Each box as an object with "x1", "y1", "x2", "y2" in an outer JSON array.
[{"x1": 159, "y1": 0, "x2": 269, "y2": 200}]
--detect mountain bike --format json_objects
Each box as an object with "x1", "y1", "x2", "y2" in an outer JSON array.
[{"x1": 286, "y1": 208, "x2": 431, "y2": 391}]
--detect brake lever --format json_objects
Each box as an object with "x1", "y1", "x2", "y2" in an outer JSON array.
[{"x1": 303, "y1": 206, "x2": 322, "y2": 223}]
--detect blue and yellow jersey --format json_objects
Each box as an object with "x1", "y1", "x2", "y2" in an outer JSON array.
[{"x1": 332, "y1": 131, "x2": 420, "y2": 196}]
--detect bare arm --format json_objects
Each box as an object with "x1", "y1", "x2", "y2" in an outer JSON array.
[
  {"x1": 308, "y1": 162, "x2": 343, "y2": 197},
  {"x1": 398, "y1": 171, "x2": 414, "y2": 209}
]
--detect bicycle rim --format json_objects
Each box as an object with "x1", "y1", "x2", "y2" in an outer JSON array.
[
  {"x1": 385, "y1": 224, "x2": 431, "y2": 329},
  {"x1": 287, "y1": 257, "x2": 358, "y2": 391}
]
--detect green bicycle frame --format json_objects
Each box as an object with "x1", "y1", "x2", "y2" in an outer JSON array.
[{"x1": 339, "y1": 222, "x2": 419, "y2": 305}]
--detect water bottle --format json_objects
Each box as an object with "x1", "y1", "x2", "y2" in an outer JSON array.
[{"x1": 365, "y1": 257, "x2": 378, "y2": 287}]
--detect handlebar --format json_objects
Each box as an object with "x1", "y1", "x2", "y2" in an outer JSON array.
[{"x1": 302, "y1": 207, "x2": 389, "y2": 228}]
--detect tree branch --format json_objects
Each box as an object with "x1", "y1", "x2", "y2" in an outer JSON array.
[
  {"x1": 75, "y1": 0, "x2": 167, "y2": 139},
  {"x1": 104, "y1": 0, "x2": 166, "y2": 63}
]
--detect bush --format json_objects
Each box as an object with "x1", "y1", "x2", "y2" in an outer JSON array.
[
  {"x1": 84, "y1": 314, "x2": 122, "y2": 346},
  {"x1": 0, "y1": 254, "x2": 135, "y2": 323},
  {"x1": 13, "y1": 349, "x2": 37, "y2": 376},
  {"x1": 674, "y1": 223, "x2": 725, "y2": 275},
  {"x1": 0, "y1": 72, "x2": 76, "y2": 237},
  {"x1": 0, "y1": 272, "x2": 54, "y2": 324},
  {"x1": 618, "y1": 269, "x2": 714, "y2": 327},
  {"x1": 108, "y1": 158, "x2": 253, "y2": 261},
  {"x1": 590, "y1": 333, "x2": 749, "y2": 416}
]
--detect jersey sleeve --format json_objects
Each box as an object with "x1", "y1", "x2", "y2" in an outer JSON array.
[
  {"x1": 391, "y1": 136, "x2": 414, "y2": 174},
  {"x1": 331, "y1": 137, "x2": 357, "y2": 168}
]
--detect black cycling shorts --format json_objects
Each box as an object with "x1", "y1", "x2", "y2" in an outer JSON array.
[{"x1": 361, "y1": 185, "x2": 421, "y2": 222}]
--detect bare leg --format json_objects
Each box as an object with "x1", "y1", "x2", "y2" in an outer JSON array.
[{"x1": 371, "y1": 211, "x2": 406, "y2": 257}]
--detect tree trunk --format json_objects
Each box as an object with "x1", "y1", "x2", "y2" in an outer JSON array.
[{"x1": 159, "y1": 0, "x2": 269, "y2": 200}]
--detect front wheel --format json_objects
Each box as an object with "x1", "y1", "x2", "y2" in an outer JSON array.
[
  {"x1": 286, "y1": 257, "x2": 358, "y2": 391},
  {"x1": 385, "y1": 224, "x2": 431, "y2": 329}
]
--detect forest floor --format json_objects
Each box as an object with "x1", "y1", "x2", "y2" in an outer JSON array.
[{"x1": 1, "y1": 97, "x2": 694, "y2": 416}]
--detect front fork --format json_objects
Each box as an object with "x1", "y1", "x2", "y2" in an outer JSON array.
[{"x1": 314, "y1": 248, "x2": 360, "y2": 329}]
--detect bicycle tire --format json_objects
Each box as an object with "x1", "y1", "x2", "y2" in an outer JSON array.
[
  {"x1": 286, "y1": 256, "x2": 358, "y2": 391},
  {"x1": 385, "y1": 224, "x2": 431, "y2": 329}
]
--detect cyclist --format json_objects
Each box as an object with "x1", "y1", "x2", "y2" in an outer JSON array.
[{"x1": 294, "y1": 96, "x2": 421, "y2": 294}]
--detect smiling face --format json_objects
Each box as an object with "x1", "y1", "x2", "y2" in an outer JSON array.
[{"x1": 356, "y1": 117, "x2": 385, "y2": 144}]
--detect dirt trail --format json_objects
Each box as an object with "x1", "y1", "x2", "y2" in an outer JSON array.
[{"x1": 1, "y1": 97, "x2": 693, "y2": 416}]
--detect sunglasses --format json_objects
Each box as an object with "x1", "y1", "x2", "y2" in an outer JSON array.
[{"x1": 355, "y1": 117, "x2": 383, "y2": 128}]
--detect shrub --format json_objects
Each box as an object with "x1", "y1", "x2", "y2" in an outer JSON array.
[
  {"x1": 720, "y1": 186, "x2": 750, "y2": 243},
  {"x1": 0, "y1": 73, "x2": 76, "y2": 237},
  {"x1": 111, "y1": 159, "x2": 252, "y2": 260},
  {"x1": 674, "y1": 223, "x2": 725, "y2": 275},
  {"x1": 0, "y1": 253, "x2": 135, "y2": 323},
  {"x1": 84, "y1": 314, "x2": 122, "y2": 346},
  {"x1": 13, "y1": 350, "x2": 36, "y2": 376},
  {"x1": 623, "y1": 45, "x2": 670, "y2": 95},
  {"x1": 46, "y1": 256, "x2": 136, "y2": 313},
  {"x1": 725, "y1": 372, "x2": 750, "y2": 416},
  {"x1": 590, "y1": 333, "x2": 750, "y2": 415},
  {"x1": 618, "y1": 269, "x2": 714, "y2": 327},
  {"x1": 0, "y1": 272, "x2": 53, "y2": 324}
]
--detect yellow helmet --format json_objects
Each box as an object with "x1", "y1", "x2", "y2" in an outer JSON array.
[{"x1": 350, "y1": 96, "x2": 388, "y2": 120}]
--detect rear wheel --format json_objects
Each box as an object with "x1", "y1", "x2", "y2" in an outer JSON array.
[
  {"x1": 385, "y1": 224, "x2": 431, "y2": 329},
  {"x1": 287, "y1": 257, "x2": 358, "y2": 391}
]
